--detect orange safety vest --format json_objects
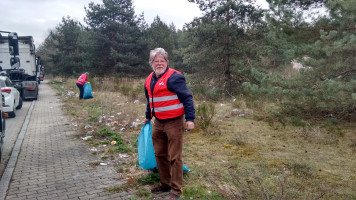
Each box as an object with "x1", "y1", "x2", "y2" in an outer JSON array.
[
  {"x1": 76, "y1": 74, "x2": 87, "y2": 85},
  {"x1": 145, "y1": 68, "x2": 185, "y2": 119}
]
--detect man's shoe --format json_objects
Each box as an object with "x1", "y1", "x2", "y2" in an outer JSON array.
[
  {"x1": 164, "y1": 193, "x2": 180, "y2": 200},
  {"x1": 151, "y1": 185, "x2": 171, "y2": 194}
]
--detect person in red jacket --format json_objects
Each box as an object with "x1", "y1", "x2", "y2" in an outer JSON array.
[
  {"x1": 144, "y1": 48, "x2": 195, "y2": 200},
  {"x1": 76, "y1": 72, "x2": 89, "y2": 99}
]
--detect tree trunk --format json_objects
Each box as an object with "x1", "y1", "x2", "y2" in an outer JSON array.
[{"x1": 224, "y1": 9, "x2": 232, "y2": 93}]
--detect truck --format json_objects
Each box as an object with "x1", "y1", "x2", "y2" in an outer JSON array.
[
  {"x1": 0, "y1": 32, "x2": 39, "y2": 100},
  {"x1": 37, "y1": 56, "x2": 45, "y2": 82}
]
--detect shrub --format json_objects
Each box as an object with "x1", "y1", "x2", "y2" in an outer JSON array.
[
  {"x1": 196, "y1": 102, "x2": 216, "y2": 131},
  {"x1": 241, "y1": 67, "x2": 356, "y2": 121}
]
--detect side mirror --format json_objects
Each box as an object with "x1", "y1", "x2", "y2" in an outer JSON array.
[{"x1": 8, "y1": 32, "x2": 19, "y2": 56}]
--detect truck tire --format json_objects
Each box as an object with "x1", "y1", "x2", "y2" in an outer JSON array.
[{"x1": 16, "y1": 97, "x2": 23, "y2": 109}]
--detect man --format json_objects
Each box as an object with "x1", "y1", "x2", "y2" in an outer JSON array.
[{"x1": 144, "y1": 48, "x2": 195, "y2": 200}]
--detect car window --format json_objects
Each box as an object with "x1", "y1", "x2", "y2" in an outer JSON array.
[{"x1": 0, "y1": 80, "x2": 5, "y2": 88}]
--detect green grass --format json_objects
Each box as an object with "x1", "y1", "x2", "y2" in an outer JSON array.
[
  {"x1": 183, "y1": 185, "x2": 224, "y2": 199},
  {"x1": 51, "y1": 77, "x2": 356, "y2": 200},
  {"x1": 137, "y1": 172, "x2": 160, "y2": 185}
]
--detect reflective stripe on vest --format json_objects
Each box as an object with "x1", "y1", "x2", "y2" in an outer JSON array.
[
  {"x1": 149, "y1": 94, "x2": 179, "y2": 103},
  {"x1": 151, "y1": 103, "x2": 184, "y2": 112}
]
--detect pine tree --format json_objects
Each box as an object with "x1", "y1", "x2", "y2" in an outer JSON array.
[
  {"x1": 186, "y1": 0, "x2": 265, "y2": 93},
  {"x1": 49, "y1": 17, "x2": 84, "y2": 76},
  {"x1": 84, "y1": 0, "x2": 147, "y2": 74}
]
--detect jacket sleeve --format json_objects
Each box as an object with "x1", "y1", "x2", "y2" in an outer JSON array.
[
  {"x1": 167, "y1": 72, "x2": 195, "y2": 122},
  {"x1": 144, "y1": 86, "x2": 152, "y2": 120}
]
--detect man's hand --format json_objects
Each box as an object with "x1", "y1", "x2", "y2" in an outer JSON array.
[
  {"x1": 186, "y1": 121, "x2": 194, "y2": 131},
  {"x1": 144, "y1": 119, "x2": 151, "y2": 124}
]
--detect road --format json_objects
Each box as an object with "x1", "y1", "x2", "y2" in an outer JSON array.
[
  {"x1": 0, "y1": 100, "x2": 32, "y2": 177},
  {"x1": 0, "y1": 80, "x2": 134, "y2": 200}
]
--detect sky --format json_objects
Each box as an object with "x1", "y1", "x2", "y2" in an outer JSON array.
[{"x1": 0, "y1": 0, "x2": 268, "y2": 47}]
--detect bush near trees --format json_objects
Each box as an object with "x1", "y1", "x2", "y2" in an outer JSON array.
[{"x1": 37, "y1": 0, "x2": 355, "y2": 121}]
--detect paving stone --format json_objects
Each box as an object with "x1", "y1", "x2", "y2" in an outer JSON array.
[{"x1": 3, "y1": 81, "x2": 136, "y2": 200}]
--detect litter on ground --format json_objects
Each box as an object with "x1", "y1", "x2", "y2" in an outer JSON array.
[
  {"x1": 81, "y1": 136, "x2": 92, "y2": 140},
  {"x1": 119, "y1": 154, "x2": 129, "y2": 158}
]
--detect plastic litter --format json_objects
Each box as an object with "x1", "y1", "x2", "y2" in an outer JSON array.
[
  {"x1": 67, "y1": 91, "x2": 75, "y2": 96},
  {"x1": 131, "y1": 122, "x2": 140, "y2": 128},
  {"x1": 119, "y1": 154, "x2": 129, "y2": 158},
  {"x1": 81, "y1": 136, "x2": 92, "y2": 140},
  {"x1": 84, "y1": 125, "x2": 92, "y2": 129}
]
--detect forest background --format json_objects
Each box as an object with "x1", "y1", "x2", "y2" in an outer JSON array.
[
  {"x1": 38, "y1": 0, "x2": 355, "y2": 121},
  {"x1": 38, "y1": 0, "x2": 355, "y2": 199}
]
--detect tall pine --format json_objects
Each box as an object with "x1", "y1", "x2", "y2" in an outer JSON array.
[
  {"x1": 186, "y1": 0, "x2": 265, "y2": 93},
  {"x1": 84, "y1": 0, "x2": 147, "y2": 74}
]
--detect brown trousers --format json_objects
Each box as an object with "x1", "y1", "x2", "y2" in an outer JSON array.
[{"x1": 152, "y1": 115, "x2": 184, "y2": 196}]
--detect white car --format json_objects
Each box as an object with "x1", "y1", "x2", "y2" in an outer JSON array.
[
  {"x1": 0, "y1": 93, "x2": 8, "y2": 163},
  {"x1": 0, "y1": 76, "x2": 22, "y2": 118}
]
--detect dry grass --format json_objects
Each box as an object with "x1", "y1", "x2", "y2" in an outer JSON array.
[{"x1": 50, "y1": 77, "x2": 356, "y2": 200}]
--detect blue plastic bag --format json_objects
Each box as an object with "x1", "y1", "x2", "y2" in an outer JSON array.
[
  {"x1": 138, "y1": 122, "x2": 190, "y2": 171},
  {"x1": 138, "y1": 121, "x2": 156, "y2": 170},
  {"x1": 83, "y1": 82, "x2": 93, "y2": 99}
]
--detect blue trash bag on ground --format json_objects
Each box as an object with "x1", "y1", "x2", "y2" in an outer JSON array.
[
  {"x1": 138, "y1": 121, "x2": 190, "y2": 171},
  {"x1": 83, "y1": 82, "x2": 93, "y2": 99}
]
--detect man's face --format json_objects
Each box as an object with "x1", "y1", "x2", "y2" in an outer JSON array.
[{"x1": 152, "y1": 55, "x2": 167, "y2": 76}]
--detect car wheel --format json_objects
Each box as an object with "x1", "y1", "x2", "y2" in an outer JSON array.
[
  {"x1": 16, "y1": 96, "x2": 23, "y2": 109},
  {"x1": 8, "y1": 106, "x2": 16, "y2": 118},
  {"x1": 0, "y1": 136, "x2": 3, "y2": 163},
  {"x1": 1, "y1": 115, "x2": 5, "y2": 135},
  {"x1": 0, "y1": 133, "x2": 3, "y2": 163}
]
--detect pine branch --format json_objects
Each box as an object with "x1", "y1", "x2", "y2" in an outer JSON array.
[{"x1": 333, "y1": 68, "x2": 356, "y2": 78}]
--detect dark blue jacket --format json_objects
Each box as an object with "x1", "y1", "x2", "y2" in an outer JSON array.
[{"x1": 145, "y1": 67, "x2": 195, "y2": 122}]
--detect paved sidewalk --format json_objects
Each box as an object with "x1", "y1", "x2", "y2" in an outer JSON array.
[{"x1": 2, "y1": 81, "x2": 134, "y2": 200}]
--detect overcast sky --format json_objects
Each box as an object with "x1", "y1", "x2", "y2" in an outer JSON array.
[{"x1": 0, "y1": 0, "x2": 268, "y2": 47}]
